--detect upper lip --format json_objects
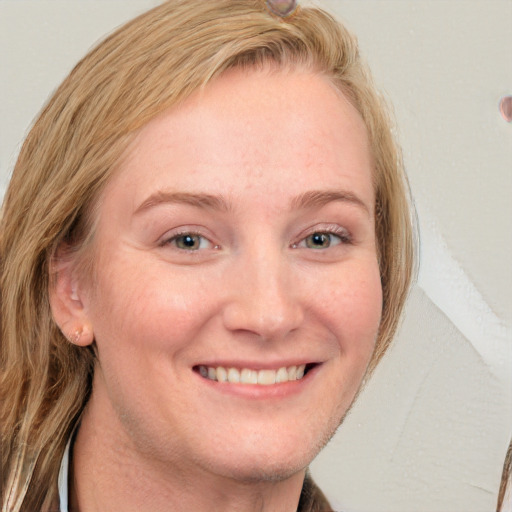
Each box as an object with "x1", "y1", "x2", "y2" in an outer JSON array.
[{"x1": 193, "y1": 360, "x2": 319, "y2": 370}]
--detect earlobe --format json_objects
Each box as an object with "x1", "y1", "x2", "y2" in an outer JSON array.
[
  {"x1": 49, "y1": 248, "x2": 94, "y2": 347},
  {"x1": 65, "y1": 324, "x2": 94, "y2": 347}
]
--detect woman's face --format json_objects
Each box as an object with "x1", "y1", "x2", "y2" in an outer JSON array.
[{"x1": 78, "y1": 68, "x2": 382, "y2": 481}]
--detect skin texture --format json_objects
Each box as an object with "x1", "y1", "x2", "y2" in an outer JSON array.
[{"x1": 51, "y1": 68, "x2": 382, "y2": 512}]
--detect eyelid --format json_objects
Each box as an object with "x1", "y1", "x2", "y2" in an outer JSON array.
[
  {"x1": 291, "y1": 224, "x2": 352, "y2": 248},
  {"x1": 158, "y1": 227, "x2": 219, "y2": 250}
]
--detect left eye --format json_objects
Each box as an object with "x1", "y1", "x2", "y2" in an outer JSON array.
[
  {"x1": 166, "y1": 233, "x2": 213, "y2": 251},
  {"x1": 298, "y1": 232, "x2": 344, "y2": 250}
]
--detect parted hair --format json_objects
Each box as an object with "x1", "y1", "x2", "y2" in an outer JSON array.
[{"x1": 0, "y1": 1, "x2": 415, "y2": 510}]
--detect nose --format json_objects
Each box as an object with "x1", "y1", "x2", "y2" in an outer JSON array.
[{"x1": 221, "y1": 250, "x2": 304, "y2": 341}]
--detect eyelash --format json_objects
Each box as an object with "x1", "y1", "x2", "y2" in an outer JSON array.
[
  {"x1": 160, "y1": 225, "x2": 352, "y2": 252},
  {"x1": 160, "y1": 230, "x2": 219, "y2": 251},
  {"x1": 291, "y1": 225, "x2": 352, "y2": 250}
]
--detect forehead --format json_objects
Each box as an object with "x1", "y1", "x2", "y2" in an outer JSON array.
[{"x1": 100, "y1": 67, "x2": 374, "y2": 215}]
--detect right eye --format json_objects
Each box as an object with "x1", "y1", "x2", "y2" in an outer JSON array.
[{"x1": 162, "y1": 233, "x2": 214, "y2": 251}]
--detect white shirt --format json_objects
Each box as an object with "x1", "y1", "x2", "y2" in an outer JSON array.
[{"x1": 57, "y1": 436, "x2": 71, "y2": 512}]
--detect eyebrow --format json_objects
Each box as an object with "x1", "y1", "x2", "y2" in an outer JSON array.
[
  {"x1": 289, "y1": 190, "x2": 371, "y2": 215},
  {"x1": 134, "y1": 191, "x2": 231, "y2": 214},
  {"x1": 134, "y1": 189, "x2": 371, "y2": 216}
]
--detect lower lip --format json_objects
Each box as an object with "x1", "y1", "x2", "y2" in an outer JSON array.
[{"x1": 193, "y1": 365, "x2": 320, "y2": 400}]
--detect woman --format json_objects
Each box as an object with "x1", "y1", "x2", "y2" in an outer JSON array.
[{"x1": 0, "y1": 0, "x2": 415, "y2": 510}]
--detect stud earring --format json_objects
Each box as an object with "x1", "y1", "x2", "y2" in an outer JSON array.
[
  {"x1": 266, "y1": 0, "x2": 298, "y2": 18},
  {"x1": 68, "y1": 328, "x2": 83, "y2": 345}
]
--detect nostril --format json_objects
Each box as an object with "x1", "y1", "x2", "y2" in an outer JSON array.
[{"x1": 221, "y1": 296, "x2": 304, "y2": 340}]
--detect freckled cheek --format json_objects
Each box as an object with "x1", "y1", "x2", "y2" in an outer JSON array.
[
  {"x1": 90, "y1": 268, "x2": 217, "y2": 354},
  {"x1": 317, "y1": 265, "x2": 382, "y2": 354}
]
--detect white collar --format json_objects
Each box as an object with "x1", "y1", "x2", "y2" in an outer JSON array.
[{"x1": 57, "y1": 435, "x2": 71, "y2": 512}]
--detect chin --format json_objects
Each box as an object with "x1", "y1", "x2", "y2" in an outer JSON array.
[
  {"x1": 211, "y1": 454, "x2": 310, "y2": 484},
  {"x1": 200, "y1": 418, "x2": 340, "y2": 484}
]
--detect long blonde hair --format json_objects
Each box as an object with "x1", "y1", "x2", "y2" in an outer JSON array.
[{"x1": 0, "y1": 1, "x2": 415, "y2": 509}]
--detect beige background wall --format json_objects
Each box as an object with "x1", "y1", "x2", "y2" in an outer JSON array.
[{"x1": 1, "y1": 1, "x2": 510, "y2": 511}]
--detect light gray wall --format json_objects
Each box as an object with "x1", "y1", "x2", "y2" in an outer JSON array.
[{"x1": 1, "y1": 1, "x2": 510, "y2": 511}]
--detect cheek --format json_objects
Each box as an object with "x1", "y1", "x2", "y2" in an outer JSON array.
[
  {"x1": 92, "y1": 273, "x2": 207, "y2": 349},
  {"x1": 83, "y1": 262, "x2": 218, "y2": 430},
  {"x1": 85, "y1": 254, "x2": 216, "y2": 359},
  {"x1": 318, "y1": 260, "x2": 382, "y2": 355}
]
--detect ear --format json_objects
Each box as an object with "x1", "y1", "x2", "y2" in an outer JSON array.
[{"x1": 49, "y1": 245, "x2": 94, "y2": 347}]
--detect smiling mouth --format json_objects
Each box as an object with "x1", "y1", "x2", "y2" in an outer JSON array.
[{"x1": 194, "y1": 364, "x2": 316, "y2": 385}]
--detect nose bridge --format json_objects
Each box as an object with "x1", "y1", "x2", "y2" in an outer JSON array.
[{"x1": 222, "y1": 244, "x2": 303, "y2": 339}]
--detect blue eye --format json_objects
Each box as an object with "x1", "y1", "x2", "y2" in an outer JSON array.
[
  {"x1": 293, "y1": 229, "x2": 351, "y2": 250},
  {"x1": 166, "y1": 233, "x2": 213, "y2": 251}
]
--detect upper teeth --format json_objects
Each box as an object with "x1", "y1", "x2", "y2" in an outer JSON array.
[{"x1": 198, "y1": 365, "x2": 306, "y2": 385}]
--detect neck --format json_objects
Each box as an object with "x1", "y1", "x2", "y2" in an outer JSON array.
[{"x1": 69, "y1": 394, "x2": 305, "y2": 512}]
